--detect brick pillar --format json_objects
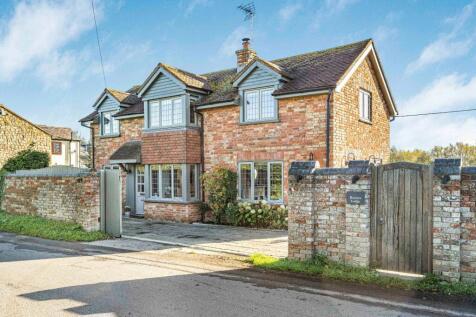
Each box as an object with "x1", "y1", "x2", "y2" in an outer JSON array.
[
  {"x1": 461, "y1": 167, "x2": 476, "y2": 283},
  {"x1": 432, "y1": 158, "x2": 461, "y2": 282}
]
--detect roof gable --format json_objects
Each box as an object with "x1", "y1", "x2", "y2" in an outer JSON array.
[{"x1": 233, "y1": 58, "x2": 290, "y2": 88}]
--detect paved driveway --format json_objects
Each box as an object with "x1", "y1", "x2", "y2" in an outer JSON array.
[{"x1": 122, "y1": 217, "x2": 288, "y2": 258}]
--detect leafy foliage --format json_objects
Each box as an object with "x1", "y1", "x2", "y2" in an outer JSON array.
[
  {"x1": 230, "y1": 201, "x2": 288, "y2": 229},
  {"x1": 0, "y1": 170, "x2": 6, "y2": 208},
  {"x1": 390, "y1": 143, "x2": 476, "y2": 166},
  {"x1": 2, "y1": 148, "x2": 49, "y2": 172},
  {"x1": 202, "y1": 166, "x2": 238, "y2": 223},
  {"x1": 0, "y1": 210, "x2": 109, "y2": 242}
]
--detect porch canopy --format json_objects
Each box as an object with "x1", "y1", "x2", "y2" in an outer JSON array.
[{"x1": 109, "y1": 141, "x2": 142, "y2": 164}]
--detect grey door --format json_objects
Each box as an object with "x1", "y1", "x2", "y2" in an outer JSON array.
[
  {"x1": 370, "y1": 162, "x2": 432, "y2": 274},
  {"x1": 100, "y1": 169, "x2": 122, "y2": 237},
  {"x1": 135, "y1": 165, "x2": 145, "y2": 215}
]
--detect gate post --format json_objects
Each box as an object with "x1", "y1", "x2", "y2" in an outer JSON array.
[{"x1": 432, "y1": 158, "x2": 461, "y2": 282}]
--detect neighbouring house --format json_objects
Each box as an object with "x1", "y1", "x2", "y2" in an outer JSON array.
[
  {"x1": 37, "y1": 125, "x2": 81, "y2": 168},
  {"x1": 79, "y1": 38, "x2": 397, "y2": 222},
  {"x1": 0, "y1": 104, "x2": 51, "y2": 169}
]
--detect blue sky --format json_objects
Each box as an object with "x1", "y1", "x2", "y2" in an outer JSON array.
[{"x1": 0, "y1": 0, "x2": 475, "y2": 149}]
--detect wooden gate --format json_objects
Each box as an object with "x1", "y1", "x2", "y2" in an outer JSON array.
[{"x1": 370, "y1": 162, "x2": 432, "y2": 274}]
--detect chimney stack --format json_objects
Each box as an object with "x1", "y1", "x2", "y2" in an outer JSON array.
[{"x1": 235, "y1": 38, "x2": 256, "y2": 72}]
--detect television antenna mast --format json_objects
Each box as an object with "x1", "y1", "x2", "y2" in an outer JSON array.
[{"x1": 238, "y1": 2, "x2": 256, "y2": 40}]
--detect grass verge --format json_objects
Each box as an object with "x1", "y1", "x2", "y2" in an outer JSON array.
[
  {"x1": 249, "y1": 253, "x2": 476, "y2": 298},
  {"x1": 0, "y1": 210, "x2": 109, "y2": 242}
]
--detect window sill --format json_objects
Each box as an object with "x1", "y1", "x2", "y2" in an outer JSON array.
[
  {"x1": 239, "y1": 119, "x2": 280, "y2": 126},
  {"x1": 100, "y1": 133, "x2": 121, "y2": 139},
  {"x1": 142, "y1": 126, "x2": 200, "y2": 133},
  {"x1": 145, "y1": 198, "x2": 200, "y2": 204},
  {"x1": 359, "y1": 119, "x2": 372, "y2": 125}
]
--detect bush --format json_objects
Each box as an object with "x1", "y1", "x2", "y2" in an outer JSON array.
[
  {"x1": 0, "y1": 170, "x2": 6, "y2": 207},
  {"x1": 2, "y1": 148, "x2": 49, "y2": 172},
  {"x1": 202, "y1": 167, "x2": 237, "y2": 223},
  {"x1": 232, "y1": 201, "x2": 288, "y2": 229}
]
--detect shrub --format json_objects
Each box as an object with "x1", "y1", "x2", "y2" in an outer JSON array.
[
  {"x1": 233, "y1": 201, "x2": 288, "y2": 229},
  {"x1": 2, "y1": 148, "x2": 49, "y2": 173},
  {"x1": 202, "y1": 167, "x2": 237, "y2": 223},
  {"x1": 0, "y1": 170, "x2": 6, "y2": 208}
]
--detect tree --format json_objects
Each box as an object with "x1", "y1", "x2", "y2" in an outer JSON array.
[
  {"x1": 390, "y1": 143, "x2": 476, "y2": 166},
  {"x1": 201, "y1": 166, "x2": 237, "y2": 223}
]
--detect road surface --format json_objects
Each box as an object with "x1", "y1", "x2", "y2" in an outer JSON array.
[{"x1": 0, "y1": 232, "x2": 474, "y2": 317}]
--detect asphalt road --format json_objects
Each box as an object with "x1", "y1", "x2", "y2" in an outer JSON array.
[{"x1": 0, "y1": 232, "x2": 474, "y2": 317}]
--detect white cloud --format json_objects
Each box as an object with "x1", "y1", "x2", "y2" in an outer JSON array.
[
  {"x1": 185, "y1": 0, "x2": 211, "y2": 17},
  {"x1": 278, "y1": 3, "x2": 302, "y2": 23},
  {"x1": 373, "y1": 25, "x2": 398, "y2": 42},
  {"x1": 312, "y1": 0, "x2": 359, "y2": 29},
  {"x1": 0, "y1": 0, "x2": 98, "y2": 83},
  {"x1": 219, "y1": 26, "x2": 248, "y2": 57},
  {"x1": 406, "y1": 1, "x2": 476, "y2": 73},
  {"x1": 392, "y1": 73, "x2": 476, "y2": 149}
]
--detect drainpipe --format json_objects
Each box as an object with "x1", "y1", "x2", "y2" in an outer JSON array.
[
  {"x1": 81, "y1": 122, "x2": 95, "y2": 170},
  {"x1": 196, "y1": 108, "x2": 206, "y2": 203},
  {"x1": 325, "y1": 88, "x2": 334, "y2": 168}
]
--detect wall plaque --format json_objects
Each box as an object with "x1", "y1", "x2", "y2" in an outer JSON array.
[{"x1": 346, "y1": 191, "x2": 366, "y2": 205}]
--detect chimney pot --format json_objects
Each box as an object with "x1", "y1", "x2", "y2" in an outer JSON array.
[{"x1": 236, "y1": 38, "x2": 256, "y2": 72}]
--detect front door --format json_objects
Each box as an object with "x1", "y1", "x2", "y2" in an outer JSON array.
[{"x1": 135, "y1": 165, "x2": 145, "y2": 215}]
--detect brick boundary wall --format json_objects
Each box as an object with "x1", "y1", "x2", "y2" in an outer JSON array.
[
  {"x1": 2, "y1": 171, "x2": 100, "y2": 232},
  {"x1": 288, "y1": 159, "x2": 476, "y2": 282}
]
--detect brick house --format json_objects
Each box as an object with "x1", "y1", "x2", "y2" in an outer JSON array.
[
  {"x1": 37, "y1": 125, "x2": 81, "y2": 168},
  {"x1": 80, "y1": 39, "x2": 397, "y2": 222}
]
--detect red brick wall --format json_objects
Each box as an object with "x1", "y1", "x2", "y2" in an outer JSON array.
[
  {"x1": 201, "y1": 94, "x2": 328, "y2": 202},
  {"x1": 332, "y1": 56, "x2": 391, "y2": 167},
  {"x1": 142, "y1": 128, "x2": 201, "y2": 164},
  {"x1": 144, "y1": 201, "x2": 201, "y2": 223},
  {"x1": 92, "y1": 117, "x2": 144, "y2": 169}
]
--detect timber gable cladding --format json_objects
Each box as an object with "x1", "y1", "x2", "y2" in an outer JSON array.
[{"x1": 80, "y1": 38, "x2": 396, "y2": 221}]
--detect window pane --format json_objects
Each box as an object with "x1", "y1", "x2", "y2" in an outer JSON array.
[
  {"x1": 173, "y1": 98, "x2": 183, "y2": 125},
  {"x1": 240, "y1": 163, "x2": 252, "y2": 199},
  {"x1": 103, "y1": 113, "x2": 111, "y2": 134},
  {"x1": 162, "y1": 165, "x2": 172, "y2": 198},
  {"x1": 190, "y1": 105, "x2": 196, "y2": 124},
  {"x1": 149, "y1": 101, "x2": 160, "y2": 127},
  {"x1": 245, "y1": 91, "x2": 259, "y2": 121},
  {"x1": 151, "y1": 165, "x2": 160, "y2": 197},
  {"x1": 112, "y1": 116, "x2": 119, "y2": 134},
  {"x1": 173, "y1": 164, "x2": 183, "y2": 198},
  {"x1": 270, "y1": 163, "x2": 283, "y2": 201},
  {"x1": 260, "y1": 89, "x2": 275, "y2": 119},
  {"x1": 161, "y1": 99, "x2": 173, "y2": 126},
  {"x1": 254, "y1": 163, "x2": 268, "y2": 200},
  {"x1": 189, "y1": 165, "x2": 197, "y2": 199}
]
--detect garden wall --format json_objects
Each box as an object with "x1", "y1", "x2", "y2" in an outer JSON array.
[
  {"x1": 288, "y1": 159, "x2": 476, "y2": 282},
  {"x1": 1, "y1": 167, "x2": 100, "y2": 231}
]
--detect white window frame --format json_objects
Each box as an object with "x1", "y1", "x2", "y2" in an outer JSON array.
[
  {"x1": 359, "y1": 89, "x2": 372, "y2": 122},
  {"x1": 148, "y1": 96, "x2": 185, "y2": 128},
  {"x1": 101, "y1": 111, "x2": 120, "y2": 136},
  {"x1": 238, "y1": 161, "x2": 284, "y2": 203},
  {"x1": 242, "y1": 87, "x2": 277, "y2": 123},
  {"x1": 148, "y1": 164, "x2": 200, "y2": 202}
]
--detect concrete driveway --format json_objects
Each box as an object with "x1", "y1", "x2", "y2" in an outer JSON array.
[{"x1": 121, "y1": 217, "x2": 288, "y2": 258}]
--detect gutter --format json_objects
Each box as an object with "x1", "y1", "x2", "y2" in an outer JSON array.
[
  {"x1": 81, "y1": 122, "x2": 95, "y2": 170},
  {"x1": 325, "y1": 88, "x2": 334, "y2": 168}
]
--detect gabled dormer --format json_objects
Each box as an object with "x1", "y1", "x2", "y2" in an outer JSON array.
[
  {"x1": 93, "y1": 88, "x2": 137, "y2": 137},
  {"x1": 138, "y1": 63, "x2": 211, "y2": 131},
  {"x1": 232, "y1": 40, "x2": 292, "y2": 124}
]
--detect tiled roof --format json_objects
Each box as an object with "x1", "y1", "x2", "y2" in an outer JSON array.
[
  {"x1": 161, "y1": 64, "x2": 211, "y2": 91},
  {"x1": 79, "y1": 110, "x2": 98, "y2": 123},
  {"x1": 109, "y1": 141, "x2": 141, "y2": 163},
  {"x1": 114, "y1": 101, "x2": 144, "y2": 118},
  {"x1": 37, "y1": 125, "x2": 79, "y2": 141}
]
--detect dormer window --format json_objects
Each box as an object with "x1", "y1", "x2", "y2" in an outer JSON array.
[
  {"x1": 101, "y1": 111, "x2": 119, "y2": 136},
  {"x1": 149, "y1": 96, "x2": 184, "y2": 128},
  {"x1": 242, "y1": 87, "x2": 277, "y2": 123}
]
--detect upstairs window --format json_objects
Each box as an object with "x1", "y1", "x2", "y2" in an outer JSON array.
[
  {"x1": 52, "y1": 142, "x2": 62, "y2": 155},
  {"x1": 359, "y1": 89, "x2": 372, "y2": 122},
  {"x1": 149, "y1": 97, "x2": 184, "y2": 128},
  {"x1": 101, "y1": 111, "x2": 119, "y2": 136},
  {"x1": 243, "y1": 87, "x2": 276, "y2": 122}
]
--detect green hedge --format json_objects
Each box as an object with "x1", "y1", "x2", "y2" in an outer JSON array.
[{"x1": 2, "y1": 148, "x2": 49, "y2": 172}]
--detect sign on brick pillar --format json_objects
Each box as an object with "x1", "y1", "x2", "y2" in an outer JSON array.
[
  {"x1": 343, "y1": 160, "x2": 371, "y2": 267},
  {"x1": 432, "y1": 158, "x2": 462, "y2": 282}
]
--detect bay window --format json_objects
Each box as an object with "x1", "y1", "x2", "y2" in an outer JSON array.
[
  {"x1": 149, "y1": 96, "x2": 184, "y2": 128},
  {"x1": 239, "y1": 161, "x2": 283, "y2": 202},
  {"x1": 148, "y1": 164, "x2": 199, "y2": 201},
  {"x1": 101, "y1": 111, "x2": 119, "y2": 136},
  {"x1": 243, "y1": 87, "x2": 277, "y2": 122}
]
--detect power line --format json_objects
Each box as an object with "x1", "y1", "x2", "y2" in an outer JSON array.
[
  {"x1": 396, "y1": 108, "x2": 476, "y2": 118},
  {"x1": 91, "y1": 0, "x2": 107, "y2": 88}
]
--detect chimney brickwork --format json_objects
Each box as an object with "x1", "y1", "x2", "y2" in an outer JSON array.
[{"x1": 235, "y1": 38, "x2": 256, "y2": 71}]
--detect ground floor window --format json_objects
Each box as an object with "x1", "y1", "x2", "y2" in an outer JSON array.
[
  {"x1": 238, "y1": 161, "x2": 283, "y2": 202},
  {"x1": 148, "y1": 164, "x2": 199, "y2": 201}
]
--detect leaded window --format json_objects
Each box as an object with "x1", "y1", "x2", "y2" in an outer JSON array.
[
  {"x1": 239, "y1": 161, "x2": 283, "y2": 202},
  {"x1": 148, "y1": 96, "x2": 184, "y2": 128},
  {"x1": 243, "y1": 87, "x2": 276, "y2": 122}
]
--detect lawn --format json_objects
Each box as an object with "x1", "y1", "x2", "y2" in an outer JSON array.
[
  {"x1": 0, "y1": 210, "x2": 109, "y2": 242},
  {"x1": 249, "y1": 253, "x2": 476, "y2": 298}
]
